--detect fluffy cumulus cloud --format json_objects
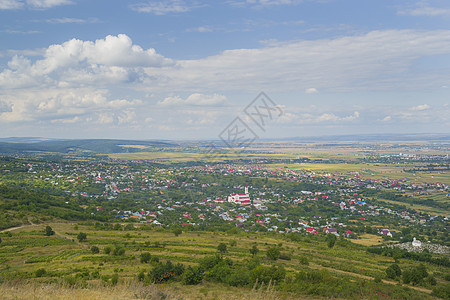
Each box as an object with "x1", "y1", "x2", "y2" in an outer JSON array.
[
  {"x1": 0, "y1": 34, "x2": 172, "y2": 89},
  {"x1": 1, "y1": 31, "x2": 449, "y2": 135},
  {"x1": 0, "y1": 88, "x2": 142, "y2": 123},
  {"x1": 157, "y1": 93, "x2": 227, "y2": 106}
]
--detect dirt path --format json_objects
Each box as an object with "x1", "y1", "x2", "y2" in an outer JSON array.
[{"x1": 309, "y1": 263, "x2": 433, "y2": 294}]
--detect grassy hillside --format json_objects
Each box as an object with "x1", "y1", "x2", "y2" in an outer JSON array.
[{"x1": 0, "y1": 221, "x2": 447, "y2": 299}]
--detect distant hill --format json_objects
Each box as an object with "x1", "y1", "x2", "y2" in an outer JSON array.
[
  {"x1": 0, "y1": 139, "x2": 177, "y2": 154},
  {"x1": 277, "y1": 133, "x2": 450, "y2": 142}
]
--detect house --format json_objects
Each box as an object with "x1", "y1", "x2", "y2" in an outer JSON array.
[
  {"x1": 380, "y1": 229, "x2": 393, "y2": 237},
  {"x1": 324, "y1": 228, "x2": 339, "y2": 236},
  {"x1": 305, "y1": 227, "x2": 317, "y2": 234}
]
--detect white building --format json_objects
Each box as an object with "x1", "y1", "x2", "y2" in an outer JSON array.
[
  {"x1": 228, "y1": 186, "x2": 251, "y2": 205},
  {"x1": 412, "y1": 237, "x2": 422, "y2": 247}
]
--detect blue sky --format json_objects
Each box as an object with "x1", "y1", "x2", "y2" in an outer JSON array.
[{"x1": 0, "y1": 0, "x2": 449, "y2": 140}]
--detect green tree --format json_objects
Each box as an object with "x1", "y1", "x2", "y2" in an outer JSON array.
[
  {"x1": 386, "y1": 263, "x2": 402, "y2": 279},
  {"x1": 77, "y1": 232, "x2": 87, "y2": 242},
  {"x1": 217, "y1": 243, "x2": 227, "y2": 254},
  {"x1": 91, "y1": 246, "x2": 100, "y2": 254},
  {"x1": 45, "y1": 225, "x2": 54, "y2": 236},
  {"x1": 173, "y1": 228, "x2": 182, "y2": 237},
  {"x1": 266, "y1": 246, "x2": 280, "y2": 261},
  {"x1": 250, "y1": 245, "x2": 259, "y2": 257}
]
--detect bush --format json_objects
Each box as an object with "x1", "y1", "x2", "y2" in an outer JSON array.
[
  {"x1": 217, "y1": 243, "x2": 227, "y2": 253},
  {"x1": 227, "y1": 268, "x2": 250, "y2": 287},
  {"x1": 113, "y1": 246, "x2": 125, "y2": 256},
  {"x1": 326, "y1": 234, "x2": 336, "y2": 248},
  {"x1": 298, "y1": 255, "x2": 309, "y2": 265},
  {"x1": 45, "y1": 226, "x2": 54, "y2": 236},
  {"x1": 250, "y1": 265, "x2": 286, "y2": 285},
  {"x1": 182, "y1": 266, "x2": 204, "y2": 285},
  {"x1": 35, "y1": 268, "x2": 47, "y2": 277},
  {"x1": 77, "y1": 232, "x2": 87, "y2": 242},
  {"x1": 149, "y1": 261, "x2": 185, "y2": 283},
  {"x1": 206, "y1": 262, "x2": 232, "y2": 282},
  {"x1": 266, "y1": 246, "x2": 280, "y2": 261},
  {"x1": 111, "y1": 273, "x2": 119, "y2": 285},
  {"x1": 104, "y1": 245, "x2": 113, "y2": 255},
  {"x1": 138, "y1": 271, "x2": 145, "y2": 281},
  {"x1": 173, "y1": 228, "x2": 182, "y2": 237},
  {"x1": 200, "y1": 255, "x2": 223, "y2": 270},
  {"x1": 91, "y1": 246, "x2": 100, "y2": 254},
  {"x1": 386, "y1": 263, "x2": 401, "y2": 279},
  {"x1": 140, "y1": 252, "x2": 152, "y2": 263}
]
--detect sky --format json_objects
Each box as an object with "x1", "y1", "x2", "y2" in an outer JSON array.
[{"x1": 0, "y1": 0, "x2": 449, "y2": 141}]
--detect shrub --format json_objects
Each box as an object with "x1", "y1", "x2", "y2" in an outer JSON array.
[
  {"x1": 250, "y1": 265, "x2": 286, "y2": 285},
  {"x1": 113, "y1": 246, "x2": 125, "y2": 256},
  {"x1": 327, "y1": 234, "x2": 336, "y2": 248},
  {"x1": 173, "y1": 228, "x2": 182, "y2": 237},
  {"x1": 111, "y1": 273, "x2": 119, "y2": 285},
  {"x1": 200, "y1": 255, "x2": 223, "y2": 270},
  {"x1": 298, "y1": 255, "x2": 309, "y2": 265},
  {"x1": 217, "y1": 243, "x2": 227, "y2": 253},
  {"x1": 35, "y1": 268, "x2": 47, "y2": 277},
  {"x1": 91, "y1": 246, "x2": 100, "y2": 254},
  {"x1": 182, "y1": 266, "x2": 204, "y2": 285},
  {"x1": 140, "y1": 252, "x2": 152, "y2": 263},
  {"x1": 206, "y1": 262, "x2": 232, "y2": 282},
  {"x1": 227, "y1": 268, "x2": 250, "y2": 287},
  {"x1": 138, "y1": 271, "x2": 145, "y2": 281},
  {"x1": 266, "y1": 246, "x2": 280, "y2": 261},
  {"x1": 45, "y1": 226, "x2": 54, "y2": 236},
  {"x1": 386, "y1": 263, "x2": 401, "y2": 279},
  {"x1": 104, "y1": 245, "x2": 113, "y2": 255},
  {"x1": 77, "y1": 232, "x2": 87, "y2": 242},
  {"x1": 149, "y1": 261, "x2": 185, "y2": 283}
]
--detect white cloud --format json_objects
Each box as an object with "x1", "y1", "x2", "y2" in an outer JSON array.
[
  {"x1": 0, "y1": 0, "x2": 23, "y2": 9},
  {"x1": 186, "y1": 26, "x2": 213, "y2": 33},
  {"x1": 142, "y1": 29, "x2": 450, "y2": 93},
  {"x1": 305, "y1": 88, "x2": 318, "y2": 94},
  {"x1": 230, "y1": 0, "x2": 304, "y2": 7},
  {"x1": 130, "y1": 0, "x2": 191, "y2": 14},
  {"x1": 0, "y1": 34, "x2": 172, "y2": 89},
  {"x1": 157, "y1": 93, "x2": 227, "y2": 106},
  {"x1": 411, "y1": 104, "x2": 430, "y2": 111},
  {"x1": 44, "y1": 17, "x2": 99, "y2": 24},
  {"x1": 398, "y1": 2, "x2": 450, "y2": 17},
  {"x1": 381, "y1": 115, "x2": 392, "y2": 122},
  {"x1": 26, "y1": 0, "x2": 72, "y2": 8},
  {"x1": 0, "y1": 88, "x2": 142, "y2": 123},
  {"x1": 0, "y1": 0, "x2": 72, "y2": 9}
]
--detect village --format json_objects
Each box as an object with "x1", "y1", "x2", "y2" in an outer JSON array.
[{"x1": 2, "y1": 157, "x2": 447, "y2": 247}]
